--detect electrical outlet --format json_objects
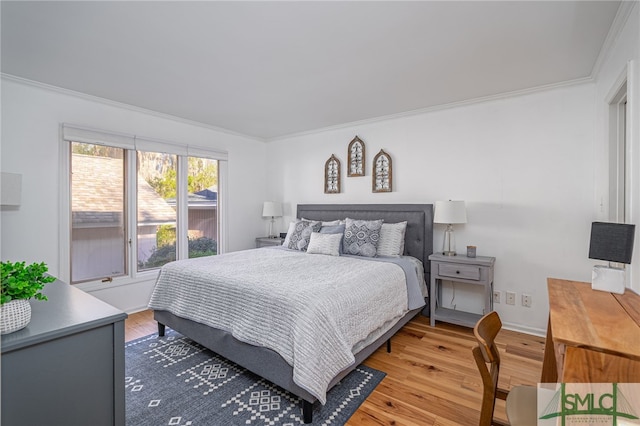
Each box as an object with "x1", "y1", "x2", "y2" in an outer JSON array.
[
  {"x1": 493, "y1": 291, "x2": 501, "y2": 304},
  {"x1": 522, "y1": 293, "x2": 532, "y2": 308},
  {"x1": 506, "y1": 291, "x2": 516, "y2": 305}
]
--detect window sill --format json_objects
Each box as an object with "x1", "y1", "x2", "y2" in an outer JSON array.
[{"x1": 75, "y1": 270, "x2": 160, "y2": 292}]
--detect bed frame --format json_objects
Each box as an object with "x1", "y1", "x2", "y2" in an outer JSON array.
[{"x1": 154, "y1": 203, "x2": 433, "y2": 423}]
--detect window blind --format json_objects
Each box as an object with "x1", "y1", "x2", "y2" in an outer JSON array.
[
  {"x1": 135, "y1": 136, "x2": 188, "y2": 156},
  {"x1": 62, "y1": 124, "x2": 134, "y2": 149},
  {"x1": 62, "y1": 123, "x2": 229, "y2": 160},
  {"x1": 187, "y1": 146, "x2": 228, "y2": 161}
]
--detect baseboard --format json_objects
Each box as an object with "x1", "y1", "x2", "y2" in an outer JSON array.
[
  {"x1": 126, "y1": 305, "x2": 153, "y2": 315},
  {"x1": 501, "y1": 321, "x2": 546, "y2": 338}
]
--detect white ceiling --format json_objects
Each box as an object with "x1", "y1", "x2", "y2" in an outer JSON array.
[{"x1": 1, "y1": 1, "x2": 622, "y2": 140}]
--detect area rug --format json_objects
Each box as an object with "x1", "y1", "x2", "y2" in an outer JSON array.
[{"x1": 125, "y1": 329, "x2": 385, "y2": 425}]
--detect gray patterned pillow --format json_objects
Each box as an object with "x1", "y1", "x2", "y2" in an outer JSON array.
[
  {"x1": 287, "y1": 220, "x2": 321, "y2": 251},
  {"x1": 343, "y1": 218, "x2": 383, "y2": 257}
]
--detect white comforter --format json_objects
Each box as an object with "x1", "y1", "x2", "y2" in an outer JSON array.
[{"x1": 147, "y1": 248, "x2": 408, "y2": 404}]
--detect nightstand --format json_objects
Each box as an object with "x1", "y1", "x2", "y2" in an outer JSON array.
[
  {"x1": 255, "y1": 237, "x2": 284, "y2": 248},
  {"x1": 429, "y1": 253, "x2": 495, "y2": 327}
]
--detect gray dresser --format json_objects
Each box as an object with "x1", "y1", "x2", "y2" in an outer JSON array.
[{"x1": 1, "y1": 280, "x2": 127, "y2": 426}]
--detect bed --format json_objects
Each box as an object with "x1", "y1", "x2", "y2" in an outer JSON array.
[{"x1": 149, "y1": 203, "x2": 433, "y2": 423}]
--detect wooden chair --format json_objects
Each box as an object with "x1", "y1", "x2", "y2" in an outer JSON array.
[{"x1": 472, "y1": 311, "x2": 538, "y2": 426}]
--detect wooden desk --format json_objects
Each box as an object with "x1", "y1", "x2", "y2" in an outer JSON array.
[{"x1": 541, "y1": 277, "x2": 640, "y2": 383}]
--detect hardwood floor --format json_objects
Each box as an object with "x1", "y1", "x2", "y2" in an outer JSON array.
[
  {"x1": 125, "y1": 310, "x2": 544, "y2": 425},
  {"x1": 125, "y1": 309, "x2": 157, "y2": 341}
]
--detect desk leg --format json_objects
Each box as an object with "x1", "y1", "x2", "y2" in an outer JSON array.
[{"x1": 541, "y1": 317, "x2": 558, "y2": 383}]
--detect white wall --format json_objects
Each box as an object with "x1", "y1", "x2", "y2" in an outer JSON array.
[
  {"x1": 265, "y1": 4, "x2": 640, "y2": 335},
  {"x1": 267, "y1": 84, "x2": 596, "y2": 334},
  {"x1": 0, "y1": 77, "x2": 268, "y2": 313},
  {"x1": 593, "y1": 3, "x2": 640, "y2": 292}
]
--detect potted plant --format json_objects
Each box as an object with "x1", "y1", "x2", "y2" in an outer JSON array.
[{"x1": 1, "y1": 261, "x2": 56, "y2": 334}]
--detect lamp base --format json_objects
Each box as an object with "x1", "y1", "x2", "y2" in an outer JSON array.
[
  {"x1": 592, "y1": 265, "x2": 625, "y2": 294},
  {"x1": 267, "y1": 217, "x2": 276, "y2": 239},
  {"x1": 442, "y1": 225, "x2": 456, "y2": 256}
]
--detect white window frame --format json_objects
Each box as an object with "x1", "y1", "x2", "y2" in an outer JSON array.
[{"x1": 58, "y1": 124, "x2": 228, "y2": 290}]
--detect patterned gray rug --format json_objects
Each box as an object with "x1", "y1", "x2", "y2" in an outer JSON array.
[{"x1": 125, "y1": 329, "x2": 385, "y2": 425}]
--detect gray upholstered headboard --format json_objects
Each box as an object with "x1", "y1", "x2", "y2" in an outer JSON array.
[{"x1": 296, "y1": 204, "x2": 434, "y2": 279}]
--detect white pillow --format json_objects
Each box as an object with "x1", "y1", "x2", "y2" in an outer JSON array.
[
  {"x1": 377, "y1": 221, "x2": 407, "y2": 257},
  {"x1": 306, "y1": 232, "x2": 342, "y2": 256},
  {"x1": 302, "y1": 218, "x2": 342, "y2": 227},
  {"x1": 282, "y1": 221, "x2": 297, "y2": 247}
]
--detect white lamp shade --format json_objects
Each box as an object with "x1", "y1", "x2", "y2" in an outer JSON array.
[
  {"x1": 434, "y1": 200, "x2": 467, "y2": 224},
  {"x1": 262, "y1": 201, "x2": 282, "y2": 217}
]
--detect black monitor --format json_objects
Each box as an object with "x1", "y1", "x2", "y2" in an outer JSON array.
[{"x1": 588, "y1": 222, "x2": 635, "y2": 264}]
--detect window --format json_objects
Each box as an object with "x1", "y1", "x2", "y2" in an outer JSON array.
[
  {"x1": 71, "y1": 143, "x2": 127, "y2": 283},
  {"x1": 136, "y1": 151, "x2": 178, "y2": 271},
  {"x1": 186, "y1": 157, "x2": 218, "y2": 258},
  {"x1": 62, "y1": 125, "x2": 226, "y2": 285}
]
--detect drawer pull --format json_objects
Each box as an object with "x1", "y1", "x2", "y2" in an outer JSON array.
[{"x1": 456, "y1": 270, "x2": 460, "y2": 274}]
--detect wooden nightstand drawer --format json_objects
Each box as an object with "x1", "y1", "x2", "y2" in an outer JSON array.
[{"x1": 438, "y1": 263, "x2": 481, "y2": 281}]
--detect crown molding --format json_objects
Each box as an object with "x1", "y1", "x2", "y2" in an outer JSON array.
[
  {"x1": 590, "y1": 1, "x2": 638, "y2": 80},
  {"x1": 1, "y1": 73, "x2": 266, "y2": 143},
  {"x1": 3, "y1": 71, "x2": 596, "y2": 145},
  {"x1": 267, "y1": 76, "x2": 594, "y2": 142}
]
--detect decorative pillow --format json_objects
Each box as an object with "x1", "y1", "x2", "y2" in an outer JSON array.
[
  {"x1": 320, "y1": 224, "x2": 345, "y2": 234},
  {"x1": 377, "y1": 221, "x2": 408, "y2": 257},
  {"x1": 302, "y1": 218, "x2": 342, "y2": 227},
  {"x1": 283, "y1": 219, "x2": 323, "y2": 247},
  {"x1": 319, "y1": 224, "x2": 346, "y2": 254},
  {"x1": 282, "y1": 221, "x2": 297, "y2": 247},
  {"x1": 286, "y1": 220, "x2": 321, "y2": 251},
  {"x1": 306, "y1": 232, "x2": 342, "y2": 256},
  {"x1": 343, "y1": 218, "x2": 383, "y2": 257}
]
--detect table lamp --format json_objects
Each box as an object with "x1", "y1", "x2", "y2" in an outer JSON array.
[
  {"x1": 589, "y1": 221, "x2": 635, "y2": 294},
  {"x1": 434, "y1": 200, "x2": 467, "y2": 256},
  {"x1": 262, "y1": 201, "x2": 282, "y2": 238}
]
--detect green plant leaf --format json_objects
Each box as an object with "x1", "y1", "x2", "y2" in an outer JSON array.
[{"x1": 1, "y1": 261, "x2": 56, "y2": 305}]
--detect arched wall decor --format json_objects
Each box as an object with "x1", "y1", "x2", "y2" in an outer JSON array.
[
  {"x1": 347, "y1": 136, "x2": 365, "y2": 177},
  {"x1": 372, "y1": 149, "x2": 392, "y2": 193},
  {"x1": 324, "y1": 154, "x2": 341, "y2": 194}
]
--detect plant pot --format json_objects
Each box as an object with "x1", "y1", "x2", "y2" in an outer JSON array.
[{"x1": 1, "y1": 299, "x2": 32, "y2": 334}]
